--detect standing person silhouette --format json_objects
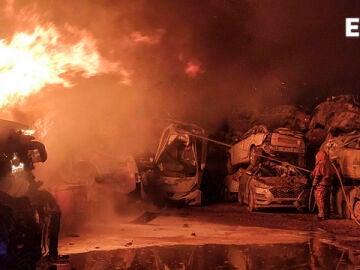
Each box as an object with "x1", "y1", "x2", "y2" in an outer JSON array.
[{"x1": 312, "y1": 150, "x2": 334, "y2": 220}]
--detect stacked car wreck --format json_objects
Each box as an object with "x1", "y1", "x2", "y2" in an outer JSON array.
[
  {"x1": 226, "y1": 122, "x2": 309, "y2": 211},
  {"x1": 136, "y1": 95, "x2": 360, "y2": 223}
]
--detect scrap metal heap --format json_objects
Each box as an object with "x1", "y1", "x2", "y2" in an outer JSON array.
[
  {"x1": 134, "y1": 95, "x2": 360, "y2": 221},
  {"x1": 306, "y1": 95, "x2": 360, "y2": 147}
]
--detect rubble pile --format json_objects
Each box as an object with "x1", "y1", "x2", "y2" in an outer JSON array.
[
  {"x1": 227, "y1": 105, "x2": 310, "y2": 138},
  {"x1": 306, "y1": 95, "x2": 360, "y2": 146}
]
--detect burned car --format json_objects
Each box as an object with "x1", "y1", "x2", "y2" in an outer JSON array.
[
  {"x1": 321, "y1": 130, "x2": 360, "y2": 180},
  {"x1": 238, "y1": 162, "x2": 310, "y2": 212},
  {"x1": 320, "y1": 130, "x2": 360, "y2": 219},
  {"x1": 142, "y1": 122, "x2": 207, "y2": 206},
  {"x1": 227, "y1": 125, "x2": 305, "y2": 173}
]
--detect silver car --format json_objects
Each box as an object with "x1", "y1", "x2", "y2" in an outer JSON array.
[{"x1": 238, "y1": 163, "x2": 309, "y2": 212}]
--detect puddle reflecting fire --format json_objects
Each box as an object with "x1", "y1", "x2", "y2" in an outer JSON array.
[{"x1": 62, "y1": 241, "x2": 359, "y2": 270}]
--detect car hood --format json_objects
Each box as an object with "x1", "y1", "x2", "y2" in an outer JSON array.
[{"x1": 253, "y1": 176, "x2": 308, "y2": 187}]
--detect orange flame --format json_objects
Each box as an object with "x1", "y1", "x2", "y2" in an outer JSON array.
[{"x1": 0, "y1": 24, "x2": 119, "y2": 109}]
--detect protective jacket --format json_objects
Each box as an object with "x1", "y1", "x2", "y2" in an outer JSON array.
[{"x1": 312, "y1": 150, "x2": 333, "y2": 186}]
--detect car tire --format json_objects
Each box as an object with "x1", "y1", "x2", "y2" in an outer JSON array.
[{"x1": 248, "y1": 190, "x2": 256, "y2": 212}]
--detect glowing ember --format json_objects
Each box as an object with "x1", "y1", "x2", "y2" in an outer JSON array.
[
  {"x1": 129, "y1": 29, "x2": 165, "y2": 45},
  {"x1": 185, "y1": 60, "x2": 204, "y2": 78},
  {"x1": 0, "y1": 24, "x2": 118, "y2": 109}
]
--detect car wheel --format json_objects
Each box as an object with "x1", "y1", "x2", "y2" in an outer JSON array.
[
  {"x1": 249, "y1": 146, "x2": 261, "y2": 166},
  {"x1": 353, "y1": 200, "x2": 360, "y2": 220},
  {"x1": 248, "y1": 190, "x2": 256, "y2": 212},
  {"x1": 342, "y1": 201, "x2": 351, "y2": 219}
]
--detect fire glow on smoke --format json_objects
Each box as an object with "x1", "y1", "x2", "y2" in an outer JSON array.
[{"x1": 0, "y1": 23, "x2": 118, "y2": 109}]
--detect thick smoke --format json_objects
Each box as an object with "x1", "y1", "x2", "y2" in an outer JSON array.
[{"x1": 0, "y1": 1, "x2": 360, "y2": 223}]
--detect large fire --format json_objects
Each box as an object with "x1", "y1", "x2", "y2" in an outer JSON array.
[{"x1": 0, "y1": 23, "x2": 118, "y2": 109}]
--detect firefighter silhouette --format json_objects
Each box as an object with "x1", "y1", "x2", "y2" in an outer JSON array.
[{"x1": 0, "y1": 129, "x2": 61, "y2": 260}]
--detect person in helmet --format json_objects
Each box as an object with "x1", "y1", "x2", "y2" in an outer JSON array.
[{"x1": 312, "y1": 150, "x2": 334, "y2": 220}]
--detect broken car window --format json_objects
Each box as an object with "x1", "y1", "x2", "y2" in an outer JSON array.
[{"x1": 157, "y1": 140, "x2": 197, "y2": 177}]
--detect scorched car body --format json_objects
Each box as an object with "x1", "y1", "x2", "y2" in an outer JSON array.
[
  {"x1": 320, "y1": 130, "x2": 360, "y2": 220},
  {"x1": 147, "y1": 122, "x2": 207, "y2": 206}
]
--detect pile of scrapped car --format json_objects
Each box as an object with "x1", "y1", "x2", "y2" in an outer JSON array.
[
  {"x1": 225, "y1": 123, "x2": 310, "y2": 212},
  {"x1": 224, "y1": 95, "x2": 360, "y2": 220},
  {"x1": 135, "y1": 95, "x2": 360, "y2": 221}
]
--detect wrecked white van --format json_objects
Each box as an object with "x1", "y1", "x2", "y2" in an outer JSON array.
[{"x1": 148, "y1": 122, "x2": 207, "y2": 206}]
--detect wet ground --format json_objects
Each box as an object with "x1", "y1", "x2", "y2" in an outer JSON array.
[
  {"x1": 50, "y1": 242, "x2": 360, "y2": 269},
  {"x1": 34, "y1": 201, "x2": 360, "y2": 269}
]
